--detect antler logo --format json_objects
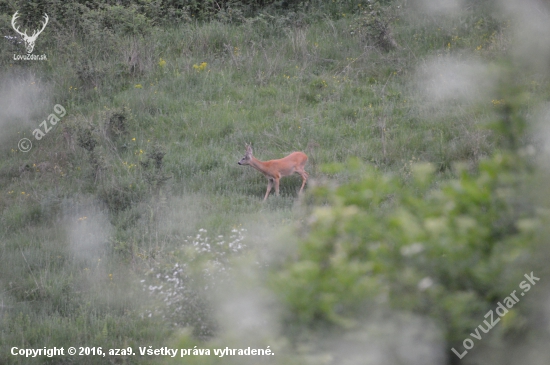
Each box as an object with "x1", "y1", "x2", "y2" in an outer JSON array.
[{"x1": 11, "y1": 11, "x2": 49, "y2": 54}]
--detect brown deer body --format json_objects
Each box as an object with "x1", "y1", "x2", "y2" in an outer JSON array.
[{"x1": 238, "y1": 145, "x2": 308, "y2": 201}]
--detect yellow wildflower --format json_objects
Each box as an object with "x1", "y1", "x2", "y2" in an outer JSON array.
[{"x1": 193, "y1": 62, "x2": 208, "y2": 72}]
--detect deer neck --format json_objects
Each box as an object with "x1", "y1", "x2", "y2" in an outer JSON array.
[{"x1": 248, "y1": 157, "x2": 271, "y2": 177}]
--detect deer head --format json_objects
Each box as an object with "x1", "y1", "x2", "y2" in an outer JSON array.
[
  {"x1": 11, "y1": 12, "x2": 49, "y2": 54},
  {"x1": 237, "y1": 144, "x2": 253, "y2": 165}
]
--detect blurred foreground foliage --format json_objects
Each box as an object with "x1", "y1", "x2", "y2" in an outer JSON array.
[{"x1": 270, "y1": 83, "x2": 543, "y2": 354}]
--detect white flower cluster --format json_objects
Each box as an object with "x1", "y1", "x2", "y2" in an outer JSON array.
[
  {"x1": 141, "y1": 228, "x2": 247, "y2": 339},
  {"x1": 189, "y1": 227, "x2": 247, "y2": 254}
]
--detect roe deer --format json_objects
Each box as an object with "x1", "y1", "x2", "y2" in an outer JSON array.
[{"x1": 238, "y1": 145, "x2": 308, "y2": 201}]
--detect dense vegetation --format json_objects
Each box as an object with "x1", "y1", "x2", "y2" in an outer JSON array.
[{"x1": 1, "y1": 0, "x2": 550, "y2": 364}]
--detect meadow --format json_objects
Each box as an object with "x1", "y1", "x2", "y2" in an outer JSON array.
[{"x1": 1, "y1": 0, "x2": 550, "y2": 364}]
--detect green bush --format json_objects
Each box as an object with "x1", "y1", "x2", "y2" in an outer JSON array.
[
  {"x1": 350, "y1": 0, "x2": 400, "y2": 51},
  {"x1": 272, "y1": 150, "x2": 538, "y2": 344},
  {"x1": 270, "y1": 79, "x2": 540, "y2": 353}
]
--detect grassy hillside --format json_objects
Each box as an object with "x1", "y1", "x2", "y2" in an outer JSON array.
[{"x1": 1, "y1": 1, "x2": 550, "y2": 364}]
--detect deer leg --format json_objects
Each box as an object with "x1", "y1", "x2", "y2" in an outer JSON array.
[
  {"x1": 264, "y1": 179, "x2": 273, "y2": 201},
  {"x1": 274, "y1": 177, "x2": 280, "y2": 196},
  {"x1": 298, "y1": 170, "x2": 308, "y2": 193}
]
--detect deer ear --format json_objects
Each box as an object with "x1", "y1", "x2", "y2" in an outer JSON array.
[{"x1": 246, "y1": 145, "x2": 252, "y2": 154}]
